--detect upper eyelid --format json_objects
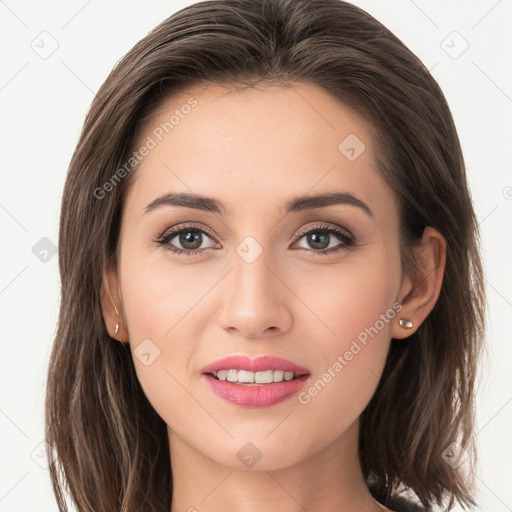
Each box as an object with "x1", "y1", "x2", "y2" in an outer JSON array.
[
  {"x1": 293, "y1": 223, "x2": 353, "y2": 240},
  {"x1": 159, "y1": 223, "x2": 218, "y2": 241}
]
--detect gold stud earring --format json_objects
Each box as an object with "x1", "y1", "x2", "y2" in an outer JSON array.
[{"x1": 398, "y1": 318, "x2": 413, "y2": 329}]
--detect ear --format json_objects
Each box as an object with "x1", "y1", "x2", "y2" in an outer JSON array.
[
  {"x1": 392, "y1": 226, "x2": 446, "y2": 339},
  {"x1": 99, "y1": 262, "x2": 129, "y2": 344}
]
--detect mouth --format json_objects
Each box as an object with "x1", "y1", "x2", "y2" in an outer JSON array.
[{"x1": 201, "y1": 355, "x2": 310, "y2": 407}]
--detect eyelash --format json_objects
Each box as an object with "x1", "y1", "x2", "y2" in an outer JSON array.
[{"x1": 153, "y1": 222, "x2": 356, "y2": 257}]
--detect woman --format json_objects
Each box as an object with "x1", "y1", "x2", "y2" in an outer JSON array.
[{"x1": 45, "y1": 1, "x2": 486, "y2": 511}]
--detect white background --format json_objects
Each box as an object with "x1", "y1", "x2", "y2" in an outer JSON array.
[{"x1": 0, "y1": 1, "x2": 511, "y2": 511}]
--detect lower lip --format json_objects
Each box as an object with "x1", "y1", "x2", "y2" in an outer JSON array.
[{"x1": 203, "y1": 374, "x2": 309, "y2": 407}]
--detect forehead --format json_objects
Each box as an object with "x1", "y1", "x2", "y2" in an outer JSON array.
[{"x1": 126, "y1": 82, "x2": 396, "y2": 222}]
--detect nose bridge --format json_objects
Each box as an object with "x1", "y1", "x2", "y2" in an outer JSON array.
[
  {"x1": 230, "y1": 240, "x2": 278, "y2": 309},
  {"x1": 218, "y1": 235, "x2": 291, "y2": 337},
  {"x1": 230, "y1": 223, "x2": 277, "y2": 295}
]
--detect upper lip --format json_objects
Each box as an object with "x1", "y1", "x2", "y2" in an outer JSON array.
[{"x1": 201, "y1": 355, "x2": 309, "y2": 376}]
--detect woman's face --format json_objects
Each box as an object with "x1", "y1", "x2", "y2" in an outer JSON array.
[{"x1": 110, "y1": 82, "x2": 410, "y2": 470}]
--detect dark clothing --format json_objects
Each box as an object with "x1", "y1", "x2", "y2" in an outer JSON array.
[
  {"x1": 369, "y1": 482, "x2": 430, "y2": 512},
  {"x1": 377, "y1": 494, "x2": 429, "y2": 512}
]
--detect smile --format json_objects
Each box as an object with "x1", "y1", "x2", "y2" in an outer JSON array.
[{"x1": 201, "y1": 355, "x2": 310, "y2": 407}]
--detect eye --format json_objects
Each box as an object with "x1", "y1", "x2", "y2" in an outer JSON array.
[
  {"x1": 154, "y1": 222, "x2": 356, "y2": 257},
  {"x1": 154, "y1": 224, "x2": 218, "y2": 255},
  {"x1": 291, "y1": 223, "x2": 356, "y2": 255}
]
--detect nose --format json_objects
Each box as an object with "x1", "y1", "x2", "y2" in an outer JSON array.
[{"x1": 217, "y1": 251, "x2": 292, "y2": 340}]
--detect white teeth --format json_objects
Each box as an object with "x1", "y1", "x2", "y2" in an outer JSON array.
[
  {"x1": 238, "y1": 370, "x2": 254, "y2": 383},
  {"x1": 216, "y1": 370, "x2": 228, "y2": 381},
  {"x1": 273, "y1": 370, "x2": 284, "y2": 382},
  {"x1": 255, "y1": 370, "x2": 273, "y2": 383},
  {"x1": 226, "y1": 369, "x2": 238, "y2": 382},
  {"x1": 213, "y1": 369, "x2": 298, "y2": 384}
]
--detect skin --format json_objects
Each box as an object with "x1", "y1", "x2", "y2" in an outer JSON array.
[{"x1": 100, "y1": 82, "x2": 446, "y2": 512}]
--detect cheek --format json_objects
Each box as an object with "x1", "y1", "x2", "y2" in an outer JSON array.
[
  {"x1": 293, "y1": 251, "x2": 400, "y2": 434},
  {"x1": 116, "y1": 242, "x2": 202, "y2": 411},
  {"x1": 119, "y1": 235, "x2": 215, "y2": 339},
  {"x1": 296, "y1": 247, "x2": 399, "y2": 348}
]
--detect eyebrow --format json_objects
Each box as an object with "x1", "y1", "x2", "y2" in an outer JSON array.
[{"x1": 144, "y1": 191, "x2": 373, "y2": 218}]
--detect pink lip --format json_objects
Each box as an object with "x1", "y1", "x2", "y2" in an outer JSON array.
[
  {"x1": 201, "y1": 355, "x2": 310, "y2": 408},
  {"x1": 203, "y1": 374, "x2": 309, "y2": 407},
  {"x1": 201, "y1": 355, "x2": 309, "y2": 375}
]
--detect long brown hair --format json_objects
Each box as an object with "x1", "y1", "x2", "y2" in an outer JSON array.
[{"x1": 45, "y1": 1, "x2": 486, "y2": 510}]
